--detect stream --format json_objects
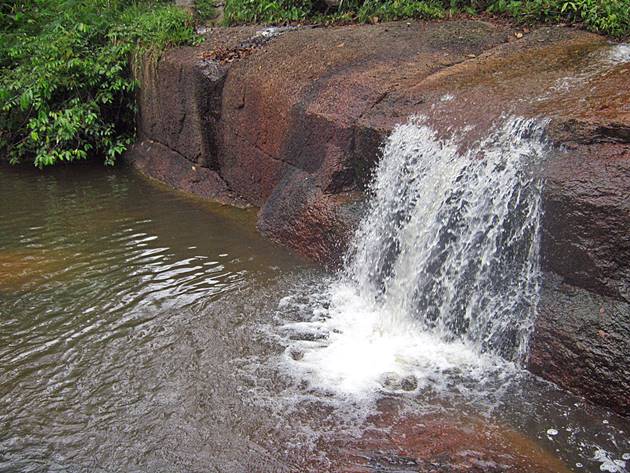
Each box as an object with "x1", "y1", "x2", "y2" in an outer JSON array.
[{"x1": 1, "y1": 161, "x2": 629, "y2": 472}]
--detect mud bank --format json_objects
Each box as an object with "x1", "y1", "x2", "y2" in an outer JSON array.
[{"x1": 126, "y1": 21, "x2": 630, "y2": 416}]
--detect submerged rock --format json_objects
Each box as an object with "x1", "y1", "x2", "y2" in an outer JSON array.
[
  {"x1": 0, "y1": 249, "x2": 69, "y2": 291},
  {"x1": 379, "y1": 372, "x2": 402, "y2": 390},
  {"x1": 379, "y1": 373, "x2": 419, "y2": 392},
  {"x1": 401, "y1": 375, "x2": 418, "y2": 391},
  {"x1": 288, "y1": 347, "x2": 304, "y2": 361},
  {"x1": 311, "y1": 399, "x2": 574, "y2": 472}
]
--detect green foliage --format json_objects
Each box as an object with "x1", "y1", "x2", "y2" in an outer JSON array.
[
  {"x1": 0, "y1": 0, "x2": 198, "y2": 167},
  {"x1": 488, "y1": 0, "x2": 629, "y2": 37},
  {"x1": 356, "y1": 0, "x2": 446, "y2": 21},
  {"x1": 223, "y1": 0, "x2": 447, "y2": 23},
  {"x1": 224, "y1": 0, "x2": 314, "y2": 23},
  {"x1": 195, "y1": 0, "x2": 217, "y2": 20},
  {"x1": 224, "y1": 0, "x2": 629, "y2": 37}
]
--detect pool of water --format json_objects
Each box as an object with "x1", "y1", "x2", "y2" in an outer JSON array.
[{"x1": 1, "y1": 163, "x2": 628, "y2": 472}]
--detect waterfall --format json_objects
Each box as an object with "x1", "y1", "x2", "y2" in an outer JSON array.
[
  {"x1": 278, "y1": 115, "x2": 549, "y2": 395},
  {"x1": 346, "y1": 116, "x2": 547, "y2": 362}
]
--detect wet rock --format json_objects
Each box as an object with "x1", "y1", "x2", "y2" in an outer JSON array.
[
  {"x1": 379, "y1": 372, "x2": 402, "y2": 390},
  {"x1": 289, "y1": 347, "x2": 304, "y2": 361},
  {"x1": 288, "y1": 331, "x2": 327, "y2": 342},
  {"x1": 379, "y1": 373, "x2": 418, "y2": 392},
  {"x1": 529, "y1": 274, "x2": 630, "y2": 417},
  {"x1": 401, "y1": 375, "x2": 418, "y2": 391},
  {"x1": 540, "y1": 142, "x2": 630, "y2": 304},
  {"x1": 538, "y1": 61, "x2": 630, "y2": 305},
  {"x1": 127, "y1": 140, "x2": 248, "y2": 207},
  {"x1": 128, "y1": 27, "x2": 261, "y2": 207}
]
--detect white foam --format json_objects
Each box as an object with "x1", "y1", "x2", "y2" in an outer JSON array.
[
  {"x1": 593, "y1": 449, "x2": 628, "y2": 473},
  {"x1": 275, "y1": 116, "x2": 548, "y2": 399},
  {"x1": 608, "y1": 43, "x2": 630, "y2": 64},
  {"x1": 279, "y1": 281, "x2": 489, "y2": 397}
]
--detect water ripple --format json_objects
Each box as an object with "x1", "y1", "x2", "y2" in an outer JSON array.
[{"x1": 0, "y1": 164, "x2": 302, "y2": 472}]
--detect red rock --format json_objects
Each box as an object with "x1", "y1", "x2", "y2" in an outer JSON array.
[{"x1": 290, "y1": 399, "x2": 572, "y2": 472}]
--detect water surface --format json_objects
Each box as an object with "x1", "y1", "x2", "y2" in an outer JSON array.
[
  {"x1": 1, "y1": 163, "x2": 629, "y2": 473},
  {"x1": 0, "y1": 163, "x2": 306, "y2": 471}
]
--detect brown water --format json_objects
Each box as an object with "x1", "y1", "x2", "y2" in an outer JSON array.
[{"x1": 1, "y1": 163, "x2": 629, "y2": 473}]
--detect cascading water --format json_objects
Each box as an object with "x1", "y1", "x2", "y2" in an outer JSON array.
[
  {"x1": 278, "y1": 115, "x2": 549, "y2": 396},
  {"x1": 346, "y1": 116, "x2": 547, "y2": 361}
]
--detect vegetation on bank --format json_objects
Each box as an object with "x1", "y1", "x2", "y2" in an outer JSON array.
[
  {"x1": 1, "y1": 0, "x2": 626, "y2": 168},
  {"x1": 224, "y1": 0, "x2": 629, "y2": 37},
  {"x1": 0, "y1": 0, "x2": 201, "y2": 167}
]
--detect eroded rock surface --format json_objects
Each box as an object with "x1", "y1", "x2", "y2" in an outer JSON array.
[
  {"x1": 127, "y1": 22, "x2": 630, "y2": 415},
  {"x1": 529, "y1": 274, "x2": 630, "y2": 415}
]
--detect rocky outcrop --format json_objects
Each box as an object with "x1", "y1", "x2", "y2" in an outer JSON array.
[
  {"x1": 127, "y1": 22, "x2": 630, "y2": 415},
  {"x1": 129, "y1": 20, "x2": 514, "y2": 262},
  {"x1": 129, "y1": 26, "x2": 260, "y2": 206},
  {"x1": 529, "y1": 274, "x2": 630, "y2": 415}
]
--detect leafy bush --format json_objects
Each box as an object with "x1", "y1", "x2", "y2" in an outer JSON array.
[
  {"x1": 224, "y1": 0, "x2": 629, "y2": 37},
  {"x1": 195, "y1": 0, "x2": 217, "y2": 20},
  {"x1": 488, "y1": 0, "x2": 629, "y2": 37},
  {"x1": 0, "y1": 0, "x2": 198, "y2": 167},
  {"x1": 356, "y1": 0, "x2": 446, "y2": 21},
  {"x1": 224, "y1": 0, "x2": 315, "y2": 23}
]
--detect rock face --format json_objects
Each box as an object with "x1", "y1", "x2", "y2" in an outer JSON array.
[
  {"x1": 529, "y1": 274, "x2": 630, "y2": 415},
  {"x1": 127, "y1": 22, "x2": 630, "y2": 415}
]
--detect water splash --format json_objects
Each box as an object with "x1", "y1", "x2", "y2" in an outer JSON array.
[
  {"x1": 278, "y1": 116, "x2": 549, "y2": 396},
  {"x1": 346, "y1": 116, "x2": 547, "y2": 361}
]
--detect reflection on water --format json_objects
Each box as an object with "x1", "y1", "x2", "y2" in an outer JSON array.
[{"x1": 1, "y1": 163, "x2": 629, "y2": 473}]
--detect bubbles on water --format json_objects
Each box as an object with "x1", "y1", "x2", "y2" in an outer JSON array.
[
  {"x1": 593, "y1": 449, "x2": 628, "y2": 473},
  {"x1": 277, "y1": 280, "x2": 497, "y2": 399},
  {"x1": 607, "y1": 43, "x2": 630, "y2": 64}
]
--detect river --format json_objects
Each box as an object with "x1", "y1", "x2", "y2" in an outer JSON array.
[{"x1": 1, "y1": 162, "x2": 628, "y2": 472}]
